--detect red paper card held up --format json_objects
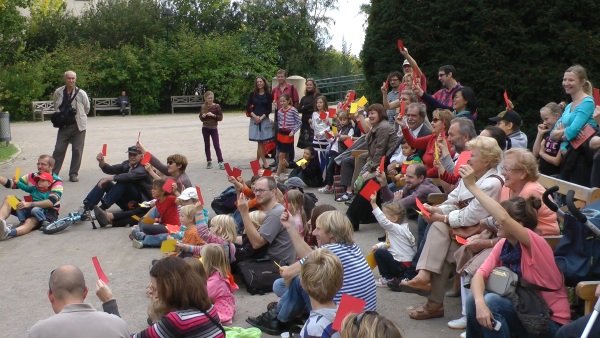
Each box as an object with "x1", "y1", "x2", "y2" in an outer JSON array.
[
  {"x1": 250, "y1": 160, "x2": 261, "y2": 176},
  {"x1": 328, "y1": 108, "x2": 337, "y2": 118},
  {"x1": 415, "y1": 198, "x2": 430, "y2": 218},
  {"x1": 232, "y1": 167, "x2": 242, "y2": 178},
  {"x1": 400, "y1": 100, "x2": 405, "y2": 117},
  {"x1": 397, "y1": 39, "x2": 404, "y2": 52},
  {"x1": 319, "y1": 111, "x2": 327, "y2": 120},
  {"x1": 24, "y1": 196, "x2": 33, "y2": 202},
  {"x1": 324, "y1": 130, "x2": 333, "y2": 139},
  {"x1": 359, "y1": 179, "x2": 381, "y2": 201},
  {"x1": 195, "y1": 185, "x2": 204, "y2": 205},
  {"x1": 343, "y1": 138, "x2": 354, "y2": 149},
  {"x1": 332, "y1": 294, "x2": 366, "y2": 331},
  {"x1": 224, "y1": 163, "x2": 233, "y2": 176},
  {"x1": 379, "y1": 156, "x2": 385, "y2": 173},
  {"x1": 455, "y1": 236, "x2": 468, "y2": 245},
  {"x1": 348, "y1": 91, "x2": 356, "y2": 103},
  {"x1": 92, "y1": 256, "x2": 109, "y2": 284},
  {"x1": 503, "y1": 91, "x2": 511, "y2": 110},
  {"x1": 453, "y1": 151, "x2": 472, "y2": 176},
  {"x1": 162, "y1": 178, "x2": 176, "y2": 194},
  {"x1": 262, "y1": 169, "x2": 272, "y2": 177},
  {"x1": 101, "y1": 144, "x2": 107, "y2": 157},
  {"x1": 594, "y1": 88, "x2": 600, "y2": 106},
  {"x1": 165, "y1": 223, "x2": 181, "y2": 233},
  {"x1": 140, "y1": 152, "x2": 152, "y2": 166}
]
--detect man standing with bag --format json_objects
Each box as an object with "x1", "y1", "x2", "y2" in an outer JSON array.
[{"x1": 52, "y1": 70, "x2": 90, "y2": 183}]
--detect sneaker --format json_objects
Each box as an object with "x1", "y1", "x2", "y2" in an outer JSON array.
[
  {"x1": 375, "y1": 277, "x2": 390, "y2": 287},
  {"x1": 335, "y1": 192, "x2": 354, "y2": 202},
  {"x1": 387, "y1": 277, "x2": 406, "y2": 291},
  {"x1": 0, "y1": 219, "x2": 9, "y2": 240},
  {"x1": 460, "y1": 332, "x2": 466, "y2": 338},
  {"x1": 69, "y1": 175, "x2": 79, "y2": 182},
  {"x1": 131, "y1": 228, "x2": 146, "y2": 241},
  {"x1": 448, "y1": 316, "x2": 467, "y2": 330},
  {"x1": 246, "y1": 309, "x2": 291, "y2": 336},
  {"x1": 218, "y1": 162, "x2": 225, "y2": 170},
  {"x1": 318, "y1": 186, "x2": 334, "y2": 194},
  {"x1": 93, "y1": 206, "x2": 111, "y2": 228},
  {"x1": 206, "y1": 161, "x2": 213, "y2": 169},
  {"x1": 40, "y1": 221, "x2": 50, "y2": 232},
  {"x1": 132, "y1": 239, "x2": 144, "y2": 249}
]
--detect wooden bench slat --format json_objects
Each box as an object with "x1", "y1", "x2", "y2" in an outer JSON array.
[
  {"x1": 31, "y1": 101, "x2": 54, "y2": 122},
  {"x1": 170, "y1": 95, "x2": 204, "y2": 113},
  {"x1": 93, "y1": 97, "x2": 131, "y2": 116}
]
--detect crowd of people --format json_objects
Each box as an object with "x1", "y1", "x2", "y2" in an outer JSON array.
[{"x1": 2, "y1": 56, "x2": 600, "y2": 338}]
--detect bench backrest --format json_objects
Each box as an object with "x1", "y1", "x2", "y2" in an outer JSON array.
[
  {"x1": 171, "y1": 95, "x2": 203, "y2": 104},
  {"x1": 538, "y1": 174, "x2": 600, "y2": 207},
  {"x1": 32, "y1": 101, "x2": 54, "y2": 111},
  {"x1": 93, "y1": 98, "x2": 119, "y2": 106}
]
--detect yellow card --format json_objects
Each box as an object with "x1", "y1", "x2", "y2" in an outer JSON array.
[
  {"x1": 365, "y1": 251, "x2": 377, "y2": 269},
  {"x1": 141, "y1": 216, "x2": 155, "y2": 224},
  {"x1": 357, "y1": 96, "x2": 368, "y2": 107},
  {"x1": 160, "y1": 239, "x2": 177, "y2": 253},
  {"x1": 332, "y1": 126, "x2": 338, "y2": 136},
  {"x1": 296, "y1": 158, "x2": 308, "y2": 166},
  {"x1": 14, "y1": 168, "x2": 21, "y2": 180},
  {"x1": 131, "y1": 215, "x2": 140, "y2": 221},
  {"x1": 434, "y1": 140, "x2": 440, "y2": 161},
  {"x1": 7, "y1": 195, "x2": 19, "y2": 210},
  {"x1": 350, "y1": 103, "x2": 358, "y2": 114}
]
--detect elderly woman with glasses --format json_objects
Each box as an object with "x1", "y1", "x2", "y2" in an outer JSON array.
[{"x1": 398, "y1": 108, "x2": 455, "y2": 177}]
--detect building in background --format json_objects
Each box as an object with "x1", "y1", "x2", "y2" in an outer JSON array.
[{"x1": 18, "y1": 0, "x2": 95, "y2": 17}]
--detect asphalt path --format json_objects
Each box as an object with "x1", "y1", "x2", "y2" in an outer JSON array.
[{"x1": 0, "y1": 112, "x2": 461, "y2": 337}]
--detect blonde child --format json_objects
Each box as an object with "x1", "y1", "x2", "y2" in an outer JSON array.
[
  {"x1": 275, "y1": 93, "x2": 302, "y2": 182},
  {"x1": 234, "y1": 210, "x2": 267, "y2": 261},
  {"x1": 199, "y1": 91, "x2": 225, "y2": 169},
  {"x1": 319, "y1": 111, "x2": 355, "y2": 194},
  {"x1": 311, "y1": 96, "x2": 332, "y2": 169},
  {"x1": 177, "y1": 205, "x2": 206, "y2": 257},
  {"x1": 201, "y1": 244, "x2": 238, "y2": 324},
  {"x1": 340, "y1": 312, "x2": 404, "y2": 338},
  {"x1": 299, "y1": 248, "x2": 344, "y2": 337},
  {"x1": 533, "y1": 102, "x2": 565, "y2": 176},
  {"x1": 369, "y1": 195, "x2": 415, "y2": 287},
  {"x1": 284, "y1": 189, "x2": 307, "y2": 236}
]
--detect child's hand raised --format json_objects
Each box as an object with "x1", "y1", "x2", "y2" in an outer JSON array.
[
  {"x1": 237, "y1": 192, "x2": 249, "y2": 214},
  {"x1": 194, "y1": 201, "x2": 204, "y2": 213}
]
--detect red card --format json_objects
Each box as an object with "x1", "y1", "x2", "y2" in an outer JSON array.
[
  {"x1": 319, "y1": 111, "x2": 327, "y2": 120},
  {"x1": 262, "y1": 169, "x2": 272, "y2": 177},
  {"x1": 400, "y1": 100, "x2": 405, "y2": 117},
  {"x1": 594, "y1": 88, "x2": 600, "y2": 106},
  {"x1": 359, "y1": 179, "x2": 381, "y2": 201},
  {"x1": 285, "y1": 190, "x2": 288, "y2": 210},
  {"x1": 250, "y1": 160, "x2": 261, "y2": 176},
  {"x1": 101, "y1": 144, "x2": 107, "y2": 157},
  {"x1": 397, "y1": 39, "x2": 404, "y2": 52},
  {"x1": 357, "y1": 120, "x2": 366, "y2": 134},
  {"x1": 415, "y1": 198, "x2": 430, "y2": 218},
  {"x1": 570, "y1": 124, "x2": 596, "y2": 149},
  {"x1": 379, "y1": 156, "x2": 385, "y2": 173},
  {"x1": 332, "y1": 294, "x2": 366, "y2": 331},
  {"x1": 24, "y1": 196, "x2": 33, "y2": 202},
  {"x1": 348, "y1": 91, "x2": 356, "y2": 103},
  {"x1": 92, "y1": 256, "x2": 109, "y2": 284},
  {"x1": 162, "y1": 178, "x2": 176, "y2": 194},
  {"x1": 232, "y1": 167, "x2": 242, "y2": 178},
  {"x1": 140, "y1": 152, "x2": 152, "y2": 166},
  {"x1": 224, "y1": 163, "x2": 233, "y2": 176},
  {"x1": 195, "y1": 185, "x2": 204, "y2": 205},
  {"x1": 455, "y1": 236, "x2": 468, "y2": 245},
  {"x1": 328, "y1": 108, "x2": 337, "y2": 118},
  {"x1": 165, "y1": 223, "x2": 181, "y2": 233},
  {"x1": 273, "y1": 92, "x2": 278, "y2": 103},
  {"x1": 343, "y1": 138, "x2": 354, "y2": 148},
  {"x1": 324, "y1": 130, "x2": 333, "y2": 139},
  {"x1": 503, "y1": 91, "x2": 511, "y2": 110},
  {"x1": 453, "y1": 151, "x2": 472, "y2": 176}
]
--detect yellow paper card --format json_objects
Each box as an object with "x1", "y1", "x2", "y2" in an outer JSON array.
[
  {"x1": 296, "y1": 158, "x2": 308, "y2": 166},
  {"x1": 160, "y1": 239, "x2": 177, "y2": 253},
  {"x1": 357, "y1": 96, "x2": 368, "y2": 107},
  {"x1": 350, "y1": 103, "x2": 358, "y2": 114},
  {"x1": 7, "y1": 195, "x2": 19, "y2": 210},
  {"x1": 131, "y1": 215, "x2": 140, "y2": 221},
  {"x1": 434, "y1": 140, "x2": 440, "y2": 161},
  {"x1": 332, "y1": 126, "x2": 338, "y2": 136},
  {"x1": 141, "y1": 216, "x2": 155, "y2": 224},
  {"x1": 365, "y1": 251, "x2": 377, "y2": 269},
  {"x1": 14, "y1": 168, "x2": 21, "y2": 180}
]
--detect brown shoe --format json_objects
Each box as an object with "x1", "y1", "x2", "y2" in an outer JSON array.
[
  {"x1": 399, "y1": 278, "x2": 432, "y2": 296},
  {"x1": 69, "y1": 175, "x2": 79, "y2": 182},
  {"x1": 409, "y1": 303, "x2": 444, "y2": 320}
]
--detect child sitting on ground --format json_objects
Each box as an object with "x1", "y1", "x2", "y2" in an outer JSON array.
[
  {"x1": 287, "y1": 146, "x2": 323, "y2": 187},
  {"x1": 177, "y1": 205, "x2": 206, "y2": 258},
  {"x1": 130, "y1": 178, "x2": 180, "y2": 249},
  {"x1": 285, "y1": 189, "x2": 307, "y2": 237},
  {"x1": 201, "y1": 243, "x2": 239, "y2": 324},
  {"x1": 299, "y1": 248, "x2": 344, "y2": 337},
  {"x1": 234, "y1": 210, "x2": 267, "y2": 262},
  {"x1": 369, "y1": 194, "x2": 415, "y2": 287},
  {"x1": 14, "y1": 172, "x2": 58, "y2": 231}
]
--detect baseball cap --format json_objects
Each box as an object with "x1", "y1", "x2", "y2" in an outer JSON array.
[
  {"x1": 402, "y1": 60, "x2": 410, "y2": 67},
  {"x1": 177, "y1": 187, "x2": 198, "y2": 201},
  {"x1": 126, "y1": 146, "x2": 142, "y2": 155},
  {"x1": 489, "y1": 110, "x2": 522, "y2": 127},
  {"x1": 36, "y1": 172, "x2": 54, "y2": 183},
  {"x1": 285, "y1": 177, "x2": 306, "y2": 189}
]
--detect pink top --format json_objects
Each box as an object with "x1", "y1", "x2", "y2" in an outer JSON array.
[
  {"x1": 500, "y1": 181, "x2": 559, "y2": 235},
  {"x1": 293, "y1": 212, "x2": 303, "y2": 236},
  {"x1": 206, "y1": 271, "x2": 238, "y2": 324},
  {"x1": 477, "y1": 228, "x2": 570, "y2": 324}
]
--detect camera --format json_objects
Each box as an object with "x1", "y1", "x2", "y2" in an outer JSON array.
[{"x1": 68, "y1": 107, "x2": 77, "y2": 116}]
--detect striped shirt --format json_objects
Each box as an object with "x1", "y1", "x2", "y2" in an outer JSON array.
[
  {"x1": 132, "y1": 307, "x2": 224, "y2": 338},
  {"x1": 300, "y1": 243, "x2": 377, "y2": 311},
  {"x1": 14, "y1": 173, "x2": 63, "y2": 212},
  {"x1": 277, "y1": 107, "x2": 302, "y2": 133},
  {"x1": 432, "y1": 82, "x2": 462, "y2": 107}
]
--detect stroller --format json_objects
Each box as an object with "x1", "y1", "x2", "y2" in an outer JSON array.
[{"x1": 543, "y1": 186, "x2": 600, "y2": 337}]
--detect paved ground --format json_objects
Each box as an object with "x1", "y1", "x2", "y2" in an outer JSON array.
[{"x1": 0, "y1": 113, "x2": 461, "y2": 337}]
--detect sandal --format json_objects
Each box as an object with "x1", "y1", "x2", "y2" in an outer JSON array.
[
  {"x1": 399, "y1": 278, "x2": 432, "y2": 296},
  {"x1": 409, "y1": 303, "x2": 444, "y2": 320},
  {"x1": 335, "y1": 192, "x2": 354, "y2": 202}
]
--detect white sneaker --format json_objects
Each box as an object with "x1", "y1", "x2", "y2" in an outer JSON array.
[
  {"x1": 0, "y1": 219, "x2": 9, "y2": 240},
  {"x1": 375, "y1": 277, "x2": 389, "y2": 287},
  {"x1": 318, "y1": 186, "x2": 334, "y2": 194},
  {"x1": 459, "y1": 332, "x2": 466, "y2": 338},
  {"x1": 448, "y1": 316, "x2": 467, "y2": 329}
]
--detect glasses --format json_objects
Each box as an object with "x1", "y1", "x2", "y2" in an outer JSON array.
[
  {"x1": 431, "y1": 118, "x2": 440, "y2": 122},
  {"x1": 167, "y1": 161, "x2": 174, "y2": 165},
  {"x1": 438, "y1": 73, "x2": 447, "y2": 78},
  {"x1": 502, "y1": 167, "x2": 522, "y2": 174},
  {"x1": 253, "y1": 188, "x2": 271, "y2": 195}
]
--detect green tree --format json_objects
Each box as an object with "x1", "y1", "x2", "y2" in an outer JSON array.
[
  {"x1": 25, "y1": 0, "x2": 79, "y2": 53},
  {"x1": 0, "y1": 0, "x2": 27, "y2": 65}
]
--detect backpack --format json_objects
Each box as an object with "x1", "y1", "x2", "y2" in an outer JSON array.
[
  {"x1": 211, "y1": 186, "x2": 237, "y2": 215},
  {"x1": 237, "y1": 257, "x2": 281, "y2": 295}
]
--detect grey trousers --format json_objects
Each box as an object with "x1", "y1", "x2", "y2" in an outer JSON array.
[{"x1": 52, "y1": 124, "x2": 86, "y2": 177}]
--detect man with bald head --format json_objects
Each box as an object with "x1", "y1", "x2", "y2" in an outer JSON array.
[
  {"x1": 52, "y1": 70, "x2": 90, "y2": 183},
  {"x1": 28, "y1": 265, "x2": 129, "y2": 338}
]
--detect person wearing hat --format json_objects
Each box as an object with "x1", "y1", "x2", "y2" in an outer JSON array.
[
  {"x1": 399, "y1": 48, "x2": 428, "y2": 93},
  {"x1": 489, "y1": 110, "x2": 528, "y2": 149},
  {"x1": 8, "y1": 172, "x2": 57, "y2": 232},
  {"x1": 81, "y1": 145, "x2": 152, "y2": 215}
]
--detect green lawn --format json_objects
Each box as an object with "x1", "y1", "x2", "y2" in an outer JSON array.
[{"x1": 0, "y1": 142, "x2": 18, "y2": 162}]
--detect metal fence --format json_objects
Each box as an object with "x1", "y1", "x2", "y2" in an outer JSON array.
[{"x1": 315, "y1": 74, "x2": 366, "y2": 103}]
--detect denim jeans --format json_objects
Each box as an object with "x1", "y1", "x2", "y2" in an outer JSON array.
[
  {"x1": 466, "y1": 293, "x2": 560, "y2": 338},
  {"x1": 83, "y1": 181, "x2": 143, "y2": 210},
  {"x1": 141, "y1": 233, "x2": 168, "y2": 247},
  {"x1": 16, "y1": 207, "x2": 47, "y2": 223},
  {"x1": 374, "y1": 249, "x2": 407, "y2": 279},
  {"x1": 324, "y1": 150, "x2": 339, "y2": 186},
  {"x1": 272, "y1": 278, "x2": 287, "y2": 297},
  {"x1": 276, "y1": 276, "x2": 311, "y2": 323}
]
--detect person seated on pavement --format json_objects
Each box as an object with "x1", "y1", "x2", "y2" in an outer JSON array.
[
  {"x1": 13, "y1": 172, "x2": 57, "y2": 231},
  {"x1": 81, "y1": 145, "x2": 152, "y2": 215},
  {"x1": 28, "y1": 265, "x2": 129, "y2": 338},
  {"x1": 246, "y1": 209, "x2": 376, "y2": 336},
  {"x1": 340, "y1": 311, "x2": 404, "y2": 338},
  {"x1": 0, "y1": 155, "x2": 63, "y2": 240},
  {"x1": 397, "y1": 136, "x2": 503, "y2": 321},
  {"x1": 136, "y1": 141, "x2": 191, "y2": 191},
  {"x1": 236, "y1": 176, "x2": 297, "y2": 265}
]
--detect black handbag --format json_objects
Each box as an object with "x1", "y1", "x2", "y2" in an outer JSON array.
[{"x1": 51, "y1": 88, "x2": 79, "y2": 128}]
